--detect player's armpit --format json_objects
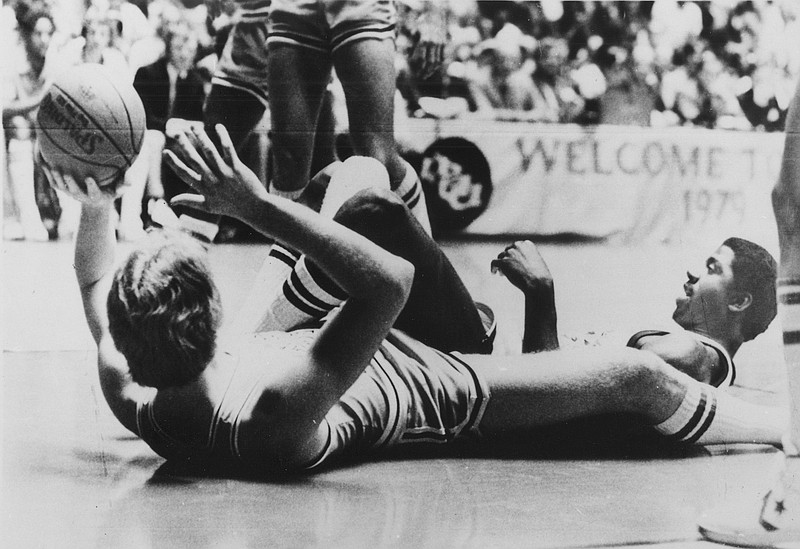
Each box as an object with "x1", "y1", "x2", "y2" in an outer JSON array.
[{"x1": 96, "y1": 335, "x2": 151, "y2": 436}]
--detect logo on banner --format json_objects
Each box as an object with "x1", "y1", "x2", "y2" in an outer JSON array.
[{"x1": 419, "y1": 137, "x2": 493, "y2": 235}]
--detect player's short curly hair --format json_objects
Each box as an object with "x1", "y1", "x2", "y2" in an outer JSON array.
[
  {"x1": 107, "y1": 229, "x2": 222, "y2": 388},
  {"x1": 723, "y1": 237, "x2": 777, "y2": 341}
]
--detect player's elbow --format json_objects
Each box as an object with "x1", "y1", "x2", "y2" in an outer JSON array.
[{"x1": 383, "y1": 256, "x2": 415, "y2": 308}]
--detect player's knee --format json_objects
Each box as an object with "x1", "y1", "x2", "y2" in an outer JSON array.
[
  {"x1": 772, "y1": 182, "x2": 800, "y2": 238},
  {"x1": 609, "y1": 349, "x2": 671, "y2": 414},
  {"x1": 334, "y1": 187, "x2": 407, "y2": 229}
]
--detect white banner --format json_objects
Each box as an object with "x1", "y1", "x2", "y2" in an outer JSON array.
[{"x1": 400, "y1": 120, "x2": 784, "y2": 250}]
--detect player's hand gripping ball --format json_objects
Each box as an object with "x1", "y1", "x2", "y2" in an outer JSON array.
[{"x1": 36, "y1": 64, "x2": 145, "y2": 186}]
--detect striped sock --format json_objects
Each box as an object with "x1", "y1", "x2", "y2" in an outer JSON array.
[
  {"x1": 394, "y1": 160, "x2": 432, "y2": 236},
  {"x1": 779, "y1": 279, "x2": 800, "y2": 454},
  {"x1": 654, "y1": 381, "x2": 785, "y2": 445},
  {"x1": 267, "y1": 256, "x2": 347, "y2": 330},
  {"x1": 231, "y1": 244, "x2": 301, "y2": 333}
]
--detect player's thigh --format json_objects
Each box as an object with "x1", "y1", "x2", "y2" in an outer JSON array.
[
  {"x1": 333, "y1": 188, "x2": 488, "y2": 353},
  {"x1": 204, "y1": 85, "x2": 266, "y2": 150},
  {"x1": 332, "y1": 38, "x2": 397, "y2": 134},
  {"x1": 470, "y1": 348, "x2": 675, "y2": 435}
]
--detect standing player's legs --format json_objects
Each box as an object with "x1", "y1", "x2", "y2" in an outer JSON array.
[
  {"x1": 332, "y1": 37, "x2": 432, "y2": 234},
  {"x1": 698, "y1": 78, "x2": 800, "y2": 546},
  {"x1": 205, "y1": 84, "x2": 267, "y2": 156},
  {"x1": 267, "y1": 44, "x2": 332, "y2": 197},
  {"x1": 205, "y1": 19, "x2": 271, "y2": 153}
]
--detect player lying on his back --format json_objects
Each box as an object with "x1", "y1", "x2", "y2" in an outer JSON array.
[
  {"x1": 625, "y1": 236, "x2": 776, "y2": 388},
  {"x1": 490, "y1": 237, "x2": 777, "y2": 389},
  {"x1": 45, "y1": 124, "x2": 790, "y2": 475}
]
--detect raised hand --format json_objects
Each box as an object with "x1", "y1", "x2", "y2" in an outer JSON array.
[
  {"x1": 492, "y1": 240, "x2": 559, "y2": 353},
  {"x1": 41, "y1": 161, "x2": 130, "y2": 209},
  {"x1": 164, "y1": 124, "x2": 269, "y2": 220},
  {"x1": 491, "y1": 240, "x2": 554, "y2": 296}
]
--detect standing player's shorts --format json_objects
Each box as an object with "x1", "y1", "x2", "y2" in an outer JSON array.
[
  {"x1": 267, "y1": 0, "x2": 397, "y2": 54},
  {"x1": 304, "y1": 330, "x2": 490, "y2": 469},
  {"x1": 212, "y1": 18, "x2": 271, "y2": 105}
]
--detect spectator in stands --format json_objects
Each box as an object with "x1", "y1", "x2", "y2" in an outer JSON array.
[
  {"x1": 532, "y1": 37, "x2": 585, "y2": 123},
  {"x1": 76, "y1": 8, "x2": 129, "y2": 79},
  {"x1": 467, "y1": 24, "x2": 527, "y2": 115},
  {"x1": 599, "y1": 44, "x2": 658, "y2": 127},
  {"x1": 2, "y1": 5, "x2": 61, "y2": 240},
  {"x1": 698, "y1": 48, "x2": 752, "y2": 130},
  {"x1": 89, "y1": 0, "x2": 152, "y2": 59},
  {"x1": 128, "y1": 16, "x2": 207, "y2": 241}
]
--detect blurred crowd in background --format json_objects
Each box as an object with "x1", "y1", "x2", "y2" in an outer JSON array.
[
  {"x1": 4, "y1": 0, "x2": 800, "y2": 241},
  {"x1": 400, "y1": 0, "x2": 800, "y2": 130}
]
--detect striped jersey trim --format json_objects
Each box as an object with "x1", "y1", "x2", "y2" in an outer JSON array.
[
  {"x1": 266, "y1": 32, "x2": 329, "y2": 53},
  {"x1": 210, "y1": 75, "x2": 269, "y2": 105},
  {"x1": 331, "y1": 25, "x2": 396, "y2": 53},
  {"x1": 372, "y1": 348, "x2": 403, "y2": 449}
]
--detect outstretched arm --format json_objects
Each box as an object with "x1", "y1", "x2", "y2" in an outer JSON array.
[
  {"x1": 165, "y1": 125, "x2": 415, "y2": 466},
  {"x1": 42, "y1": 157, "x2": 151, "y2": 434},
  {"x1": 491, "y1": 240, "x2": 559, "y2": 353}
]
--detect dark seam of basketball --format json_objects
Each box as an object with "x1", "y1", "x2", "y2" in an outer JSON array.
[
  {"x1": 51, "y1": 82, "x2": 132, "y2": 163},
  {"x1": 37, "y1": 129, "x2": 124, "y2": 173},
  {"x1": 105, "y1": 76, "x2": 143, "y2": 165}
]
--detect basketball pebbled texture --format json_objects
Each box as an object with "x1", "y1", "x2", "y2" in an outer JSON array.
[{"x1": 37, "y1": 64, "x2": 146, "y2": 186}]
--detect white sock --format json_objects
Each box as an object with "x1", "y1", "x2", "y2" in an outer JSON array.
[
  {"x1": 230, "y1": 244, "x2": 300, "y2": 333},
  {"x1": 393, "y1": 159, "x2": 432, "y2": 236},
  {"x1": 654, "y1": 381, "x2": 786, "y2": 445},
  {"x1": 263, "y1": 256, "x2": 346, "y2": 331},
  {"x1": 779, "y1": 279, "x2": 800, "y2": 455}
]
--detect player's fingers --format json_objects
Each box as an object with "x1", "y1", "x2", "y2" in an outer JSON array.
[
  {"x1": 490, "y1": 259, "x2": 508, "y2": 276},
  {"x1": 170, "y1": 193, "x2": 209, "y2": 213},
  {"x1": 41, "y1": 163, "x2": 60, "y2": 191},
  {"x1": 215, "y1": 124, "x2": 240, "y2": 166},
  {"x1": 163, "y1": 149, "x2": 203, "y2": 188},
  {"x1": 61, "y1": 172, "x2": 84, "y2": 195},
  {"x1": 174, "y1": 130, "x2": 212, "y2": 177},
  {"x1": 84, "y1": 177, "x2": 102, "y2": 197},
  {"x1": 191, "y1": 126, "x2": 228, "y2": 175}
]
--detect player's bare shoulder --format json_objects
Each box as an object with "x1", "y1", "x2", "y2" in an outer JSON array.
[
  {"x1": 636, "y1": 332, "x2": 719, "y2": 384},
  {"x1": 230, "y1": 330, "x2": 331, "y2": 471}
]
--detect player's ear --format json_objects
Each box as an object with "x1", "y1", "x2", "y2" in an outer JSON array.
[{"x1": 728, "y1": 291, "x2": 753, "y2": 312}]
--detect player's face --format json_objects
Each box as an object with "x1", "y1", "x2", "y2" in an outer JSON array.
[{"x1": 673, "y1": 245, "x2": 737, "y2": 334}]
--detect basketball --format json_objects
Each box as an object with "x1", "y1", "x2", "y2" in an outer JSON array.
[{"x1": 36, "y1": 63, "x2": 146, "y2": 186}]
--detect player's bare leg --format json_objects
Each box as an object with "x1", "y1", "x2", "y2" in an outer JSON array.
[
  {"x1": 333, "y1": 38, "x2": 432, "y2": 234},
  {"x1": 467, "y1": 346, "x2": 785, "y2": 446},
  {"x1": 267, "y1": 44, "x2": 332, "y2": 198}
]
